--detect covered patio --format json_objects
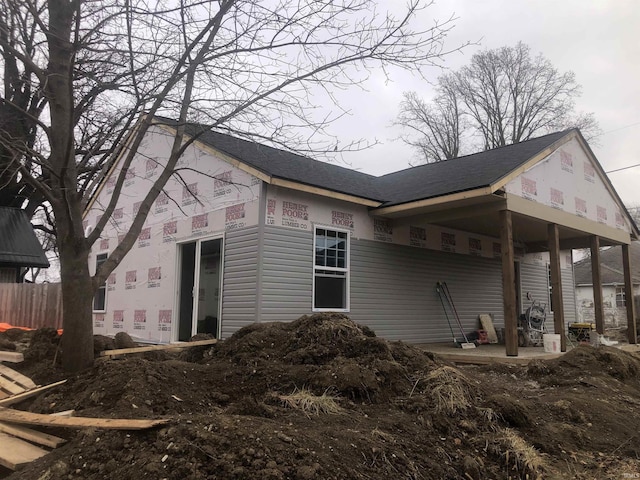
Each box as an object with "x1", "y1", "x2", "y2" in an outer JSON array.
[{"x1": 372, "y1": 130, "x2": 639, "y2": 357}]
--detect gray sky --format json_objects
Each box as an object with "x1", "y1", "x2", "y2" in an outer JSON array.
[{"x1": 337, "y1": 0, "x2": 640, "y2": 206}]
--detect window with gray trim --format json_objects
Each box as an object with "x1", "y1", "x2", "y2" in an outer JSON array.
[
  {"x1": 616, "y1": 286, "x2": 626, "y2": 307},
  {"x1": 93, "y1": 253, "x2": 108, "y2": 311},
  {"x1": 313, "y1": 227, "x2": 349, "y2": 310}
]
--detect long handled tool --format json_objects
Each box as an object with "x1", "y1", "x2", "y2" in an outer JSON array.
[
  {"x1": 436, "y1": 281, "x2": 476, "y2": 349},
  {"x1": 435, "y1": 283, "x2": 458, "y2": 346}
]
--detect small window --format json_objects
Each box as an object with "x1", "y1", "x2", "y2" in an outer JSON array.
[
  {"x1": 313, "y1": 227, "x2": 349, "y2": 311},
  {"x1": 616, "y1": 286, "x2": 626, "y2": 307},
  {"x1": 93, "y1": 253, "x2": 108, "y2": 312}
]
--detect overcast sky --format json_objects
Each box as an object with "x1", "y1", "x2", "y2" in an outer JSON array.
[{"x1": 336, "y1": 0, "x2": 640, "y2": 206}]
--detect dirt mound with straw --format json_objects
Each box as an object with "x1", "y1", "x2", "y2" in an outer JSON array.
[{"x1": 3, "y1": 314, "x2": 640, "y2": 479}]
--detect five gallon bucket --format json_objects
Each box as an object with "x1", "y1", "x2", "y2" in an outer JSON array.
[{"x1": 543, "y1": 334, "x2": 561, "y2": 353}]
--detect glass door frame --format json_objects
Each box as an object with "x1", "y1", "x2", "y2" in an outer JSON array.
[{"x1": 174, "y1": 234, "x2": 225, "y2": 342}]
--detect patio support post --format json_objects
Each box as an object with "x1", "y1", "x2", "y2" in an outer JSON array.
[
  {"x1": 500, "y1": 210, "x2": 518, "y2": 356},
  {"x1": 590, "y1": 235, "x2": 605, "y2": 335},
  {"x1": 548, "y1": 223, "x2": 566, "y2": 351},
  {"x1": 622, "y1": 243, "x2": 637, "y2": 344}
]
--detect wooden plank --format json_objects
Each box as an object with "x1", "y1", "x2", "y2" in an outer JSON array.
[
  {"x1": 99, "y1": 338, "x2": 217, "y2": 358},
  {"x1": 0, "y1": 422, "x2": 66, "y2": 448},
  {"x1": 0, "y1": 351, "x2": 24, "y2": 363},
  {"x1": 623, "y1": 244, "x2": 637, "y2": 344},
  {"x1": 50, "y1": 410, "x2": 74, "y2": 417},
  {"x1": 500, "y1": 210, "x2": 518, "y2": 356},
  {"x1": 0, "y1": 431, "x2": 48, "y2": 470},
  {"x1": 0, "y1": 364, "x2": 36, "y2": 390},
  {"x1": 548, "y1": 223, "x2": 566, "y2": 352},
  {"x1": 0, "y1": 376, "x2": 26, "y2": 396},
  {"x1": 478, "y1": 314, "x2": 498, "y2": 344},
  {"x1": 0, "y1": 407, "x2": 169, "y2": 430},
  {"x1": 0, "y1": 380, "x2": 67, "y2": 407},
  {"x1": 590, "y1": 236, "x2": 605, "y2": 335}
]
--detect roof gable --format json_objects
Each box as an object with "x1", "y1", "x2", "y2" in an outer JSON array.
[
  {"x1": 0, "y1": 207, "x2": 49, "y2": 268},
  {"x1": 95, "y1": 117, "x2": 632, "y2": 234},
  {"x1": 505, "y1": 134, "x2": 634, "y2": 234},
  {"x1": 374, "y1": 131, "x2": 569, "y2": 207}
]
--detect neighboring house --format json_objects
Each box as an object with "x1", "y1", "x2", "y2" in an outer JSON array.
[
  {"x1": 574, "y1": 242, "x2": 640, "y2": 326},
  {"x1": 84, "y1": 118, "x2": 638, "y2": 355},
  {"x1": 0, "y1": 207, "x2": 50, "y2": 283}
]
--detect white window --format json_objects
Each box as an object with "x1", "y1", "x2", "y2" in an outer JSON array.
[
  {"x1": 93, "y1": 253, "x2": 107, "y2": 312},
  {"x1": 313, "y1": 227, "x2": 349, "y2": 311},
  {"x1": 616, "y1": 286, "x2": 626, "y2": 307}
]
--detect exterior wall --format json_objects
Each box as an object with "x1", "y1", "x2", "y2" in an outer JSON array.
[
  {"x1": 349, "y1": 239, "x2": 504, "y2": 343},
  {"x1": 261, "y1": 226, "x2": 313, "y2": 322},
  {"x1": 221, "y1": 226, "x2": 259, "y2": 338},
  {"x1": 576, "y1": 284, "x2": 640, "y2": 327},
  {"x1": 0, "y1": 268, "x2": 17, "y2": 283},
  {"x1": 258, "y1": 223, "x2": 577, "y2": 343},
  {"x1": 505, "y1": 137, "x2": 631, "y2": 234},
  {"x1": 86, "y1": 126, "x2": 261, "y2": 342}
]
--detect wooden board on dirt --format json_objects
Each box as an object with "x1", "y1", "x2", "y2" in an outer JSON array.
[
  {"x1": 0, "y1": 364, "x2": 37, "y2": 390},
  {"x1": 479, "y1": 314, "x2": 499, "y2": 344},
  {"x1": 0, "y1": 421, "x2": 66, "y2": 448},
  {"x1": 0, "y1": 352, "x2": 24, "y2": 363},
  {"x1": 0, "y1": 407, "x2": 169, "y2": 430},
  {"x1": 0, "y1": 375, "x2": 25, "y2": 395},
  {"x1": 99, "y1": 338, "x2": 218, "y2": 358},
  {"x1": 0, "y1": 380, "x2": 67, "y2": 407},
  {"x1": 0, "y1": 431, "x2": 48, "y2": 470}
]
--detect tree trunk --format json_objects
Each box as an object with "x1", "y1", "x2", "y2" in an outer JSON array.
[{"x1": 58, "y1": 235, "x2": 94, "y2": 372}]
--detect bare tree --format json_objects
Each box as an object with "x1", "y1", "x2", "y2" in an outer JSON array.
[
  {"x1": 0, "y1": 0, "x2": 460, "y2": 371},
  {"x1": 396, "y1": 75, "x2": 463, "y2": 163},
  {"x1": 398, "y1": 42, "x2": 600, "y2": 163}
]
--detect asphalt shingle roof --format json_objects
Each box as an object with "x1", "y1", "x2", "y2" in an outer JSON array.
[
  {"x1": 183, "y1": 122, "x2": 383, "y2": 202},
  {"x1": 375, "y1": 131, "x2": 570, "y2": 206},
  {"x1": 0, "y1": 207, "x2": 49, "y2": 268},
  {"x1": 154, "y1": 117, "x2": 574, "y2": 207}
]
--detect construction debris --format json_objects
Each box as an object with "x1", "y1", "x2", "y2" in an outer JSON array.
[
  {"x1": 0, "y1": 407, "x2": 169, "y2": 430},
  {"x1": 0, "y1": 431, "x2": 49, "y2": 470},
  {"x1": 99, "y1": 338, "x2": 217, "y2": 358},
  {"x1": 0, "y1": 380, "x2": 67, "y2": 407},
  {"x1": 0, "y1": 352, "x2": 24, "y2": 363}
]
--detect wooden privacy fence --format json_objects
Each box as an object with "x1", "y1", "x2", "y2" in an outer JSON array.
[{"x1": 0, "y1": 283, "x2": 63, "y2": 330}]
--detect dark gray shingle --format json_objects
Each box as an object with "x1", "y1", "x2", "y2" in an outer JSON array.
[
  {"x1": 156, "y1": 117, "x2": 572, "y2": 206},
  {"x1": 0, "y1": 207, "x2": 49, "y2": 268}
]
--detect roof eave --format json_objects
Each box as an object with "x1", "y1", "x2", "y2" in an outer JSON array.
[{"x1": 371, "y1": 186, "x2": 495, "y2": 216}]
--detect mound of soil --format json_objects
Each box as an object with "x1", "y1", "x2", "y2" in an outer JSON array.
[{"x1": 3, "y1": 314, "x2": 640, "y2": 479}]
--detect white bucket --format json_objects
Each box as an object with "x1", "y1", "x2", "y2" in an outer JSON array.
[{"x1": 543, "y1": 334, "x2": 561, "y2": 353}]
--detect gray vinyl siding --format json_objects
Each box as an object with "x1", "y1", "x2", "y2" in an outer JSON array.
[
  {"x1": 221, "y1": 226, "x2": 259, "y2": 338},
  {"x1": 261, "y1": 226, "x2": 313, "y2": 321},
  {"x1": 519, "y1": 262, "x2": 577, "y2": 334},
  {"x1": 519, "y1": 263, "x2": 551, "y2": 316},
  {"x1": 349, "y1": 239, "x2": 504, "y2": 343},
  {"x1": 249, "y1": 224, "x2": 579, "y2": 344},
  {"x1": 562, "y1": 268, "x2": 577, "y2": 326}
]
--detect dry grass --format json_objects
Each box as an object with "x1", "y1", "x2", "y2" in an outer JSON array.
[
  {"x1": 423, "y1": 366, "x2": 475, "y2": 414},
  {"x1": 493, "y1": 428, "x2": 545, "y2": 479},
  {"x1": 477, "y1": 407, "x2": 501, "y2": 431},
  {"x1": 371, "y1": 427, "x2": 396, "y2": 444},
  {"x1": 278, "y1": 388, "x2": 343, "y2": 416}
]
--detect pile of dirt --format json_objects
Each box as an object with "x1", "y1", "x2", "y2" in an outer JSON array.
[
  {"x1": 204, "y1": 313, "x2": 439, "y2": 402},
  {"x1": 3, "y1": 315, "x2": 640, "y2": 479}
]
